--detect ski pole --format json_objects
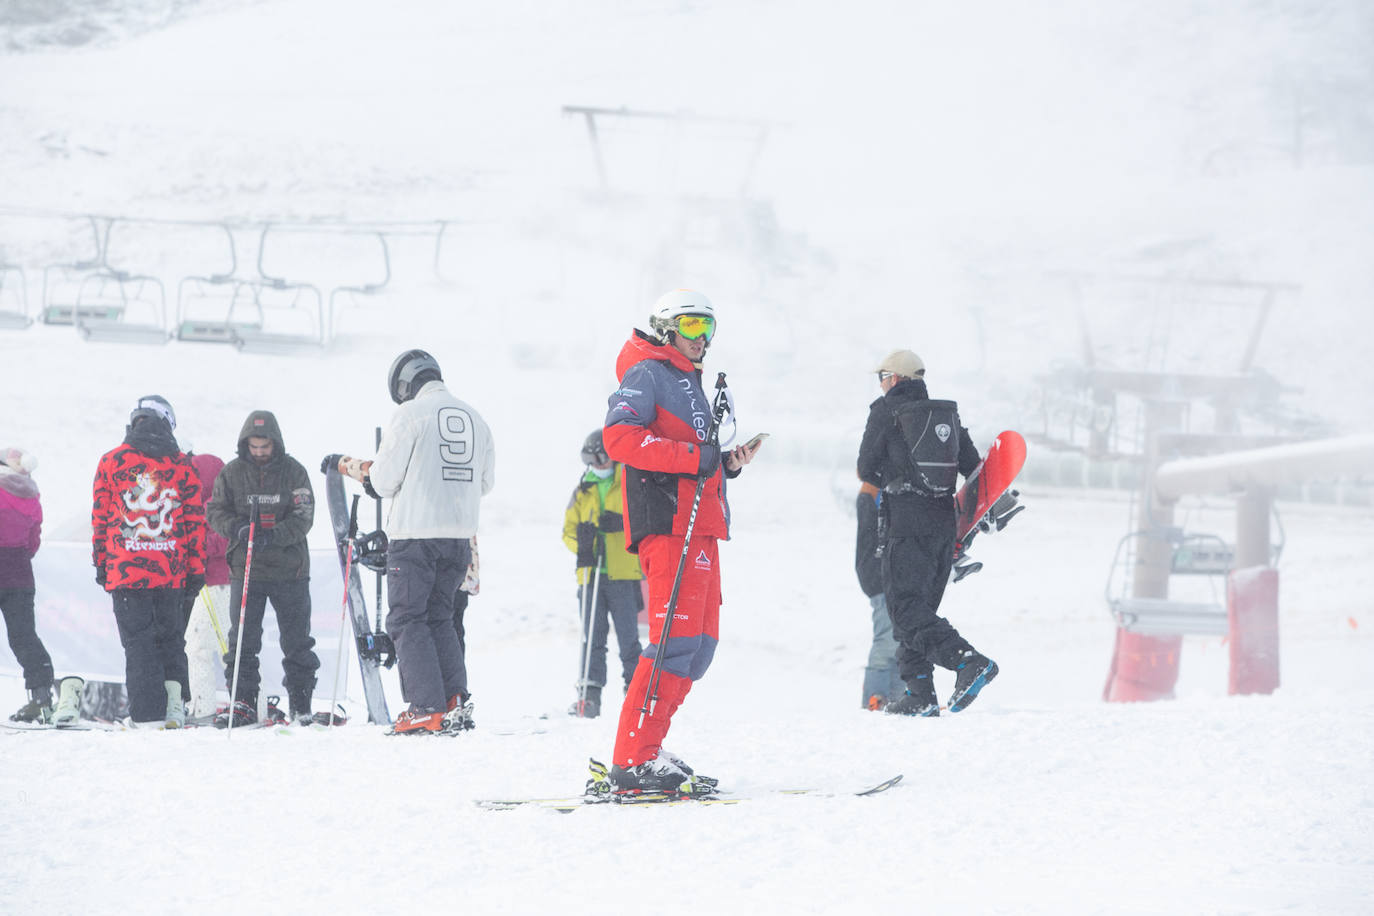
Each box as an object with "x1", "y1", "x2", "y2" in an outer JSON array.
[
  {"x1": 576, "y1": 532, "x2": 604, "y2": 711},
  {"x1": 329, "y1": 495, "x2": 361, "y2": 728},
  {"x1": 202, "y1": 585, "x2": 228, "y2": 656},
  {"x1": 638, "y1": 373, "x2": 729, "y2": 728},
  {"x1": 227, "y1": 501, "x2": 259, "y2": 738}
]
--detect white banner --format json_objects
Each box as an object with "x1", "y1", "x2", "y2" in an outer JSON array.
[{"x1": 2, "y1": 542, "x2": 374, "y2": 704}]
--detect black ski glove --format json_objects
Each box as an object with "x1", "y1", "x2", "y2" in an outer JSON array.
[
  {"x1": 321, "y1": 454, "x2": 344, "y2": 475},
  {"x1": 575, "y1": 522, "x2": 597, "y2": 567},
  {"x1": 94, "y1": 565, "x2": 106, "y2": 587},
  {"x1": 184, "y1": 573, "x2": 205, "y2": 597},
  {"x1": 598, "y1": 511, "x2": 624, "y2": 533},
  {"x1": 696, "y1": 443, "x2": 721, "y2": 478},
  {"x1": 235, "y1": 523, "x2": 274, "y2": 547}
]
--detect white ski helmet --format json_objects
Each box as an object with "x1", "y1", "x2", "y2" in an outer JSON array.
[{"x1": 648, "y1": 289, "x2": 715, "y2": 342}]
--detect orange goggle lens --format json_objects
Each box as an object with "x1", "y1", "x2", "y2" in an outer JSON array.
[{"x1": 675, "y1": 314, "x2": 715, "y2": 340}]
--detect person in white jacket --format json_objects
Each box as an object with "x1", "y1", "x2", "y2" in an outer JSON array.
[{"x1": 328, "y1": 349, "x2": 495, "y2": 734}]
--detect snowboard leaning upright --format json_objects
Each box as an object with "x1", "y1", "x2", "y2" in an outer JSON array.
[
  {"x1": 954, "y1": 430, "x2": 1027, "y2": 548},
  {"x1": 323, "y1": 466, "x2": 391, "y2": 725}
]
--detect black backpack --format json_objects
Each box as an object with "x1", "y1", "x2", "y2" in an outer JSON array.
[{"x1": 890, "y1": 399, "x2": 961, "y2": 496}]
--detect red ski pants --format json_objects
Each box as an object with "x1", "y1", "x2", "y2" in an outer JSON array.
[{"x1": 612, "y1": 534, "x2": 721, "y2": 768}]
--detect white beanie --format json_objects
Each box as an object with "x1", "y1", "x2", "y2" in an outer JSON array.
[{"x1": 0, "y1": 446, "x2": 38, "y2": 474}]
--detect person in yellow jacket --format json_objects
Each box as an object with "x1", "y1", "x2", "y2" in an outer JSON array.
[{"x1": 563, "y1": 430, "x2": 644, "y2": 718}]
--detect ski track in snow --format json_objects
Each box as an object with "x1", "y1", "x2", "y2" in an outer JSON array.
[{"x1": 2, "y1": 2, "x2": 1373, "y2": 914}]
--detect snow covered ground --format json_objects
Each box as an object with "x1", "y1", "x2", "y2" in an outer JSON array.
[{"x1": 2, "y1": 2, "x2": 1372, "y2": 913}]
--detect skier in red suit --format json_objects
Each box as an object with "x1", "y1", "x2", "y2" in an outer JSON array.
[{"x1": 601, "y1": 290, "x2": 762, "y2": 794}]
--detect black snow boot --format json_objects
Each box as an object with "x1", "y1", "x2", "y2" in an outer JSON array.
[
  {"x1": 947, "y1": 650, "x2": 999, "y2": 713},
  {"x1": 288, "y1": 687, "x2": 313, "y2": 725},
  {"x1": 568, "y1": 685, "x2": 601, "y2": 718},
  {"x1": 213, "y1": 700, "x2": 257, "y2": 729},
  {"x1": 885, "y1": 672, "x2": 940, "y2": 717}
]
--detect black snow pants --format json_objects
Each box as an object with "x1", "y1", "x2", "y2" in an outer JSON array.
[
  {"x1": 110, "y1": 587, "x2": 189, "y2": 722},
  {"x1": 0, "y1": 587, "x2": 54, "y2": 690},
  {"x1": 881, "y1": 494, "x2": 974, "y2": 686},
  {"x1": 223, "y1": 576, "x2": 319, "y2": 706},
  {"x1": 387, "y1": 538, "x2": 470, "y2": 712}
]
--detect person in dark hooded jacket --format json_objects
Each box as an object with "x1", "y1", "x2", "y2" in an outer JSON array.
[
  {"x1": 207, "y1": 410, "x2": 318, "y2": 726},
  {"x1": 91, "y1": 396, "x2": 205, "y2": 728}
]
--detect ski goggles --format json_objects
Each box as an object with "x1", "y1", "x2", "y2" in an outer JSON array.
[{"x1": 674, "y1": 314, "x2": 715, "y2": 341}]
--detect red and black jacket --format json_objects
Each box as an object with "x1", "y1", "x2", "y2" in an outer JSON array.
[
  {"x1": 91, "y1": 428, "x2": 206, "y2": 590},
  {"x1": 603, "y1": 330, "x2": 730, "y2": 552}
]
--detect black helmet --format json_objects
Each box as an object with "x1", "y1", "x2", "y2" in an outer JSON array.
[
  {"x1": 580, "y1": 429, "x2": 609, "y2": 466},
  {"x1": 387, "y1": 349, "x2": 442, "y2": 404}
]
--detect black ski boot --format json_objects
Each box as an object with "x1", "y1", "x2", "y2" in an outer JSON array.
[
  {"x1": 9, "y1": 685, "x2": 53, "y2": 723},
  {"x1": 609, "y1": 757, "x2": 689, "y2": 794},
  {"x1": 886, "y1": 673, "x2": 940, "y2": 716},
  {"x1": 948, "y1": 650, "x2": 998, "y2": 712},
  {"x1": 568, "y1": 685, "x2": 601, "y2": 718}
]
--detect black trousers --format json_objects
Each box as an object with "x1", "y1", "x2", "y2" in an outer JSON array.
[
  {"x1": 387, "y1": 538, "x2": 470, "y2": 712},
  {"x1": 110, "y1": 587, "x2": 188, "y2": 721},
  {"x1": 881, "y1": 504, "x2": 973, "y2": 685},
  {"x1": 223, "y1": 576, "x2": 319, "y2": 705},
  {"x1": 0, "y1": 587, "x2": 54, "y2": 691}
]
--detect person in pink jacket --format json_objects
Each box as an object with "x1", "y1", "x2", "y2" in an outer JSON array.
[{"x1": 0, "y1": 446, "x2": 56, "y2": 722}]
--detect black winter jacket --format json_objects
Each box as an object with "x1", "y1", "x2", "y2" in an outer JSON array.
[
  {"x1": 856, "y1": 379, "x2": 981, "y2": 533},
  {"x1": 206, "y1": 411, "x2": 314, "y2": 581}
]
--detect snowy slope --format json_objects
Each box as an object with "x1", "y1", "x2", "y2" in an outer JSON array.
[{"x1": 1, "y1": 2, "x2": 1372, "y2": 914}]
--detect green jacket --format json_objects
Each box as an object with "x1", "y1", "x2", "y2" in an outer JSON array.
[
  {"x1": 562, "y1": 467, "x2": 642, "y2": 585},
  {"x1": 206, "y1": 410, "x2": 314, "y2": 581}
]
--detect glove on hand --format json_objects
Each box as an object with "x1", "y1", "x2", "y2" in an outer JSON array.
[
  {"x1": 321, "y1": 454, "x2": 344, "y2": 475},
  {"x1": 598, "y1": 511, "x2": 624, "y2": 533},
  {"x1": 184, "y1": 573, "x2": 205, "y2": 596},
  {"x1": 696, "y1": 443, "x2": 721, "y2": 478},
  {"x1": 95, "y1": 565, "x2": 106, "y2": 587},
  {"x1": 236, "y1": 523, "x2": 273, "y2": 547},
  {"x1": 575, "y1": 522, "x2": 598, "y2": 568}
]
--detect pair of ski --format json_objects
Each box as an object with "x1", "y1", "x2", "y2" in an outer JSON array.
[{"x1": 475, "y1": 760, "x2": 903, "y2": 812}]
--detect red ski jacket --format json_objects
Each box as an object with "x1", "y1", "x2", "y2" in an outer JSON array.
[
  {"x1": 92, "y1": 444, "x2": 206, "y2": 590},
  {"x1": 603, "y1": 330, "x2": 730, "y2": 551}
]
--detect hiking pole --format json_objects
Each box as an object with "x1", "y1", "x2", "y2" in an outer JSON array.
[
  {"x1": 638, "y1": 373, "x2": 729, "y2": 728},
  {"x1": 227, "y1": 500, "x2": 259, "y2": 739},
  {"x1": 328, "y1": 496, "x2": 361, "y2": 728},
  {"x1": 373, "y1": 426, "x2": 384, "y2": 636},
  {"x1": 576, "y1": 532, "x2": 604, "y2": 713}
]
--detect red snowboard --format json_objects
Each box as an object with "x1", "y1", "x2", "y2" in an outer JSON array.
[{"x1": 954, "y1": 430, "x2": 1027, "y2": 558}]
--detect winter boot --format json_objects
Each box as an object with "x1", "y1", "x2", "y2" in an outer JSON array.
[
  {"x1": 948, "y1": 650, "x2": 999, "y2": 713},
  {"x1": 163, "y1": 681, "x2": 187, "y2": 729},
  {"x1": 389, "y1": 706, "x2": 445, "y2": 735},
  {"x1": 886, "y1": 673, "x2": 940, "y2": 717},
  {"x1": 568, "y1": 685, "x2": 601, "y2": 718},
  {"x1": 10, "y1": 684, "x2": 53, "y2": 723},
  {"x1": 609, "y1": 755, "x2": 688, "y2": 794},
  {"x1": 442, "y1": 694, "x2": 475, "y2": 733},
  {"x1": 52, "y1": 676, "x2": 84, "y2": 728},
  {"x1": 288, "y1": 687, "x2": 313, "y2": 726},
  {"x1": 213, "y1": 700, "x2": 257, "y2": 729}
]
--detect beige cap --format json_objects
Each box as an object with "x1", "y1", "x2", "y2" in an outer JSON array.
[{"x1": 874, "y1": 349, "x2": 925, "y2": 378}]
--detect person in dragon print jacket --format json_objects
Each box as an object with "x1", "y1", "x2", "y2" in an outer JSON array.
[{"x1": 91, "y1": 395, "x2": 205, "y2": 727}]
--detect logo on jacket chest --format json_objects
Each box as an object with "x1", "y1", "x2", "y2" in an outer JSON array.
[{"x1": 936, "y1": 424, "x2": 952, "y2": 442}]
